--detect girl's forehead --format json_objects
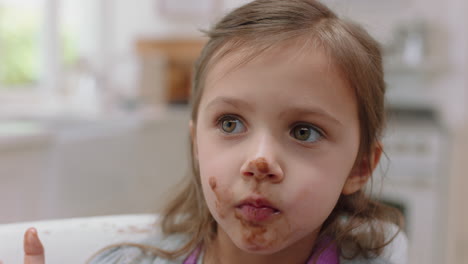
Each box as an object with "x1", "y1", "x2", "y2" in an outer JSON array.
[
  {"x1": 203, "y1": 40, "x2": 343, "y2": 95},
  {"x1": 209, "y1": 38, "x2": 332, "y2": 74}
]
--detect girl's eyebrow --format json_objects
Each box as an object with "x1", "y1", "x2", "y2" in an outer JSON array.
[
  {"x1": 205, "y1": 96, "x2": 254, "y2": 112},
  {"x1": 279, "y1": 106, "x2": 343, "y2": 127}
]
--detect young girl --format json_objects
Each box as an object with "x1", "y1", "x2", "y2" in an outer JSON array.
[{"x1": 23, "y1": 0, "x2": 406, "y2": 263}]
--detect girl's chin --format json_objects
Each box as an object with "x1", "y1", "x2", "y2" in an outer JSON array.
[
  {"x1": 241, "y1": 245, "x2": 277, "y2": 254},
  {"x1": 233, "y1": 238, "x2": 284, "y2": 255}
]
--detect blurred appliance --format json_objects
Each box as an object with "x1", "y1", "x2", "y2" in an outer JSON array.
[
  {"x1": 375, "y1": 108, "x2": 448, "y2": 264},
  {"x1": 378, "y1": 18, "x2": 449, "y2": 264},
  {"x1": 383, "y1": 19, "x2": 444, "y2": 111}
]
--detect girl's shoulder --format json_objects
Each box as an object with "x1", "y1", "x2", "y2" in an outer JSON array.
[
  {"x1": 87, "y1": 232, "x2": 191, "y2": 264},
  {"x1": 340, "y1": 223, "x2": 408, "y2": 264}
]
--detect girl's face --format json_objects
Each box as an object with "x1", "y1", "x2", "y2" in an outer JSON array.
[{"x1": 193, "y1": 44, "x2": 363, "y2": 255}]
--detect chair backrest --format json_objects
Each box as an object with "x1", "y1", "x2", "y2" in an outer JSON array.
[{"x1": 0, "y1": 214, "x2": 157, "y2": 264}]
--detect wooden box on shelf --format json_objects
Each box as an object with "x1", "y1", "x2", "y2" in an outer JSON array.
[{"x1": 136, "y1": 39, "x2": 206, "y2": 104}]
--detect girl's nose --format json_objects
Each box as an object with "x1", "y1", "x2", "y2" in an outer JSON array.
[{"x1": 240, "y1": 156, "x2": 284, "y2": 183}]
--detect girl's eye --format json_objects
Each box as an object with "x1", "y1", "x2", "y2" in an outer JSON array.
[
  {"x1": 291, "y1": 124, "x2": 323, "y2": 142},
  {"x1": 218, "y1": 116, "x2": 246, "y2": 134}
]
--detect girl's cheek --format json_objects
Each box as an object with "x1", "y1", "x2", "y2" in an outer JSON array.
[{"x1": 208, "y1": 176, "x2": 232, "y2": 219}]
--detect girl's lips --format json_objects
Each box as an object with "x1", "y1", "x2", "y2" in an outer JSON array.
[
  {"x1": 236, "y1": 205, "x2": 280, "y2": 222},
  {"x1": 235, "y1": 197, "x2": 281, "y2": 223}
]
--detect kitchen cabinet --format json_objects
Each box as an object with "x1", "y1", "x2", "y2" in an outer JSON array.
[{"x1": 136, "y1": 39, "x2": 206, "y2": 104}]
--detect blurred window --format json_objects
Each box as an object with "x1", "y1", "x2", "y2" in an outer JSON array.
[
  {"x1": 0, "y1": 0, "x2": 78, "y2": 92},
  {"x1": 0, "y1": 0, "x2": 43, "y2": 90},
  {"x1": 60, "y1": 0, "x2": 78, "y2": 67}
]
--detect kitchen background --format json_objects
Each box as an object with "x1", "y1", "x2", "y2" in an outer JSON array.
[{"x1": 0, "y1": 0, "x2": 467, "y2": 263}]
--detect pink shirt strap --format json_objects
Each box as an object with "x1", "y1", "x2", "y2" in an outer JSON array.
[
  {"x1": 183, "y1": 246, "x2": 202, "y2": 264},
  {"x1": 307, "y1": 237, "x2": 339, "y2": 264}
]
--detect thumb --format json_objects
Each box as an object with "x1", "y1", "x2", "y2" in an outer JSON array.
[{"x1": 24, "y1": 227, "x2": 45, "y2": 264}]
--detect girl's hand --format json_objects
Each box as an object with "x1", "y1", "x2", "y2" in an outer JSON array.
[{"x1": 23, "y1": 227, "x2": 45, "y2": 264}]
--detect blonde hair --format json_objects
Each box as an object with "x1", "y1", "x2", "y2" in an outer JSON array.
[{"x1": 89, "y1": 0, "x2": 402, "y2": 262}]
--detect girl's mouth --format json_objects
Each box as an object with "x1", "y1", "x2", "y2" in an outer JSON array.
[{"x1": 235, "y1": 197, "x2": 281, "y2": 223}]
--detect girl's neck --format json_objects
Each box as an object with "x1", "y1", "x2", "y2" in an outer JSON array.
[{"x1": 203, "y1": 228, "x2": 319, "y2": 264}]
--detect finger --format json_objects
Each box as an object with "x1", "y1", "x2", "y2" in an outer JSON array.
[{"x1": 24, "y1": 227, "x2": 45, "y2": 264}]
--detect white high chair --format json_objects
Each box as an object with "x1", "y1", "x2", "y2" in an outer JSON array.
[
  {"x1": 0, "y1": 214, "x2": 408, "y2": 264},
  {"x1": 0, "y1": 214, "x2": 158, "y2": 264}
]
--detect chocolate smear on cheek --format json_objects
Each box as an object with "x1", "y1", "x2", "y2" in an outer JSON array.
[
  {"x1": 209, "y1": 176, "x2": 229, "y2": 218},
  {"x1": 209, "y1": 177, "x2": 217, "y2": 190}
]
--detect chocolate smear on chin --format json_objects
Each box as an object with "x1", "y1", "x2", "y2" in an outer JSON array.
[
  {"x1": 234, "y1": 207, "x2": 294, "y2": 250},
  {"x1": 235, "y1": 210, "x2": 268, "y2": 246}
]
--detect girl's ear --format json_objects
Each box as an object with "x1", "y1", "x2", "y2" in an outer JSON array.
[
  {"x1": 189, "y1": 120, "x2": 198, "y2": 158},
  {"x1": 342, "y1": 142, "x2": 383, "y2": 195}
]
